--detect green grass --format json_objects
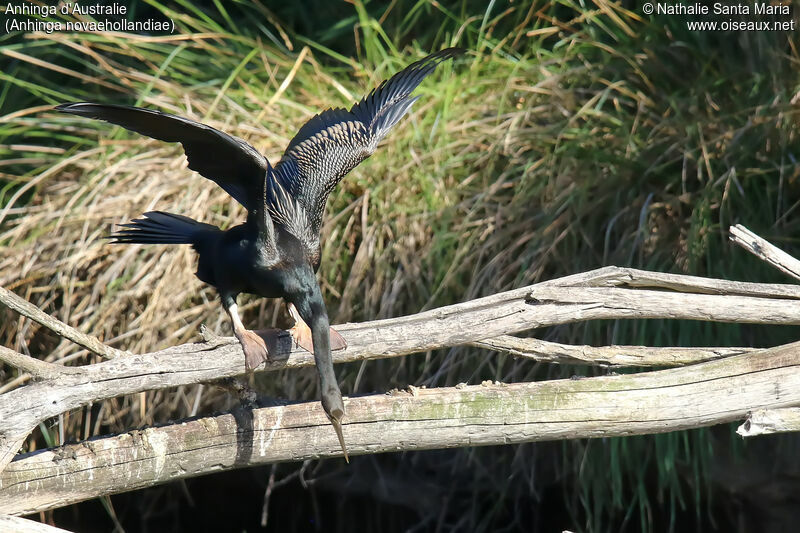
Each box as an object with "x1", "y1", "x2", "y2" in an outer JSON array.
[{"x1": 1, "y1": 0, "x2": 799, "y2": 531}]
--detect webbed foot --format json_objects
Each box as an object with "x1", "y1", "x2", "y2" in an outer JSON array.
[
  {"x1": 288, "y1": 320, "x2": 313, "y2": 353},
  {"x1": 329, "y1": 327, "x2": 347, "y2": 351},
  {"x1": 236, "y1": 329, "x2": 269, "y2": 371},
  {"x1": 287, "y1": 303, "x2": 348, "y2": 353},
  {"x1": 288, "y1": 322, "x2": 348, "y2": 353}
]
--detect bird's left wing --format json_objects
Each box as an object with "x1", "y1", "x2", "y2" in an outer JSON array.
[
  {"x1": 274, "y1": 47, "x2": 464, "y2": 238},
  {"x1": 251, "y1": 163, "x2": 282, "y2": 264},
  {"x1": 56, "y1": 103, "x2": 268, "y2": 211}
]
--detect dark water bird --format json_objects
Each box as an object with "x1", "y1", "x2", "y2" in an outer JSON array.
[{"x1": 56, "y1": 47, "x2": 464, "y2": 461}]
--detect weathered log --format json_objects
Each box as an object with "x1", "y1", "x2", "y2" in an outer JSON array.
[{"x1": 2, "y1": 339, "x2": 800, "y2": 515}]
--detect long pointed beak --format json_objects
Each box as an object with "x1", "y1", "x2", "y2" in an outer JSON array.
[{"x1": 330, "y1": 416, "x2": 349, "y2": 463}]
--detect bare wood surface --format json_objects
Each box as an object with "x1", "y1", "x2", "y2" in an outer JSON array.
[
  {"x1": 526, "y1": 285, "x2": 800, "y2": 324},
  {"x1": 3, "y1": 265, "x2": 800, "y2": 473},
  {"x1": 472, "y1": 336, "x2": 759, "y2": 367},
  {"x1": 736, "y1": 408, "x2": 800, "y2": 437},
  {"x1": 729, "y1": 224, "x2": 800, "y2": 282},
  {"x1": 3, "y1": 339, "x2": 800, "y2": 515},
  {"x1": 556, "y1": 265, "x2": 800, "y2": 298},
  {"x1": 0, "y1": 515, "x2": 73, "y2": 533}
]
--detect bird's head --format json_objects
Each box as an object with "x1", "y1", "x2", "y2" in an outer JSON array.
[{"x1": 322, "y1": 391, "x2": 348, "y2": 463}]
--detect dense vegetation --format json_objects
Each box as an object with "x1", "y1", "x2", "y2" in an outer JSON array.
[{"x1": 1, "y1": 1, "x2": 799, "y2": 531}]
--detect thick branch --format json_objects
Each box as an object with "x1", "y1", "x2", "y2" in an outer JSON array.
[
  {"x1": 472, "y1": 336, "x2": 758, "y2": 367},
  {"x1": 3, "y1": 339, "x2": 800, "y2": 515},
  {"x1": 526, "y1": 285, "x2": 800, "y2": 324},
  {"x1": 557, "y1": 265, "x2": 800, "y2": 298}
]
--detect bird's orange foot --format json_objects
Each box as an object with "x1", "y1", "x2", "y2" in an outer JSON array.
[
  {"x1": 236, "y1": 329, "x2": 269, "y2": 371},
  {"x1": 286, "y1": 302, "x2": 347, "y2": 353},
  {"x1": 330, "y1": 327, "x2": 347, "y2": 351},
  {"x1": 288, "y1": 321, "x2": 313, "y2": 354},
  {"x1": 288, "y1": 323, "x2": 348, "y2": 353}
]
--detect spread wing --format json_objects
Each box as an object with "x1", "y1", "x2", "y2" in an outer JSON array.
[
  {"x1": 55, "y1": 102, "x2": 268, "y2": 210},
  {"x1": 274, "y1": 47, "x2": 465, "y2": 239}
]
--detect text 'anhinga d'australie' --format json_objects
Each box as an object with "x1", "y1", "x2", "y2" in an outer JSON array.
[{"x1": 56, "y1": 47, "x2": 464, "y2": 461}]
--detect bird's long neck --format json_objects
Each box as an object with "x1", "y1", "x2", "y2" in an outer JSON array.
[
  {"x1": 293, "y1": 282, "x2": 342, "y2": 415},
  {"x1": 309, "y1": 307, "x2": 337, "y2": 397},
  {"x1": 291, "y1": 269, "x2": 347, "y2": 460}
]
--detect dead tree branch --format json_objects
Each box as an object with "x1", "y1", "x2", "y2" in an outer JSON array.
[
  {"x1": 472, "y1": 336, "x2": 759, "y2": 367},
  {"x1": 2, "y1": 339, "x2": 800, "y2": 515},
  {"x1": 730, "y1": 224, "x2": 800, "y2": 282},
  {"x1": 1, "y1": 225, "x2": 799, "y2": 516},
  {"x1": 2, "y1": 265, "x2": 799, "y2": 471},
  {"x1": 0, "y1": 346, "x2": 75, "y2": 380}
]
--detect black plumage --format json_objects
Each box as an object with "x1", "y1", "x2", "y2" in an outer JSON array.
[{"x1": 56, "y1": 47, "x2": 464, "y2": 460}]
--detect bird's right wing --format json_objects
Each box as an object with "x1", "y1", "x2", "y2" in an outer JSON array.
[
  {"x1": 56, "y1": 103, "x2": 268, "y2": 211},
  {"x1": 274, "y1": 47, "x2": 465, "y2": 238}
]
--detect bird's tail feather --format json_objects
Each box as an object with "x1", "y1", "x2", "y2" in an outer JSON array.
[{"x1": 109, "y1": 211, "x2": 218, "y2": 245}]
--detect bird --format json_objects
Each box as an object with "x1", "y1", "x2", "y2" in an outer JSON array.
[{"x1": 56, "y1": 47, "x2": 464, "y2": 462}]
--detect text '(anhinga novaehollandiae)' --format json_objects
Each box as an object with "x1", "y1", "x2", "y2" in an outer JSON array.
[{"x1": 56, "y1": 47, "x2": 464, "y2": 461}]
